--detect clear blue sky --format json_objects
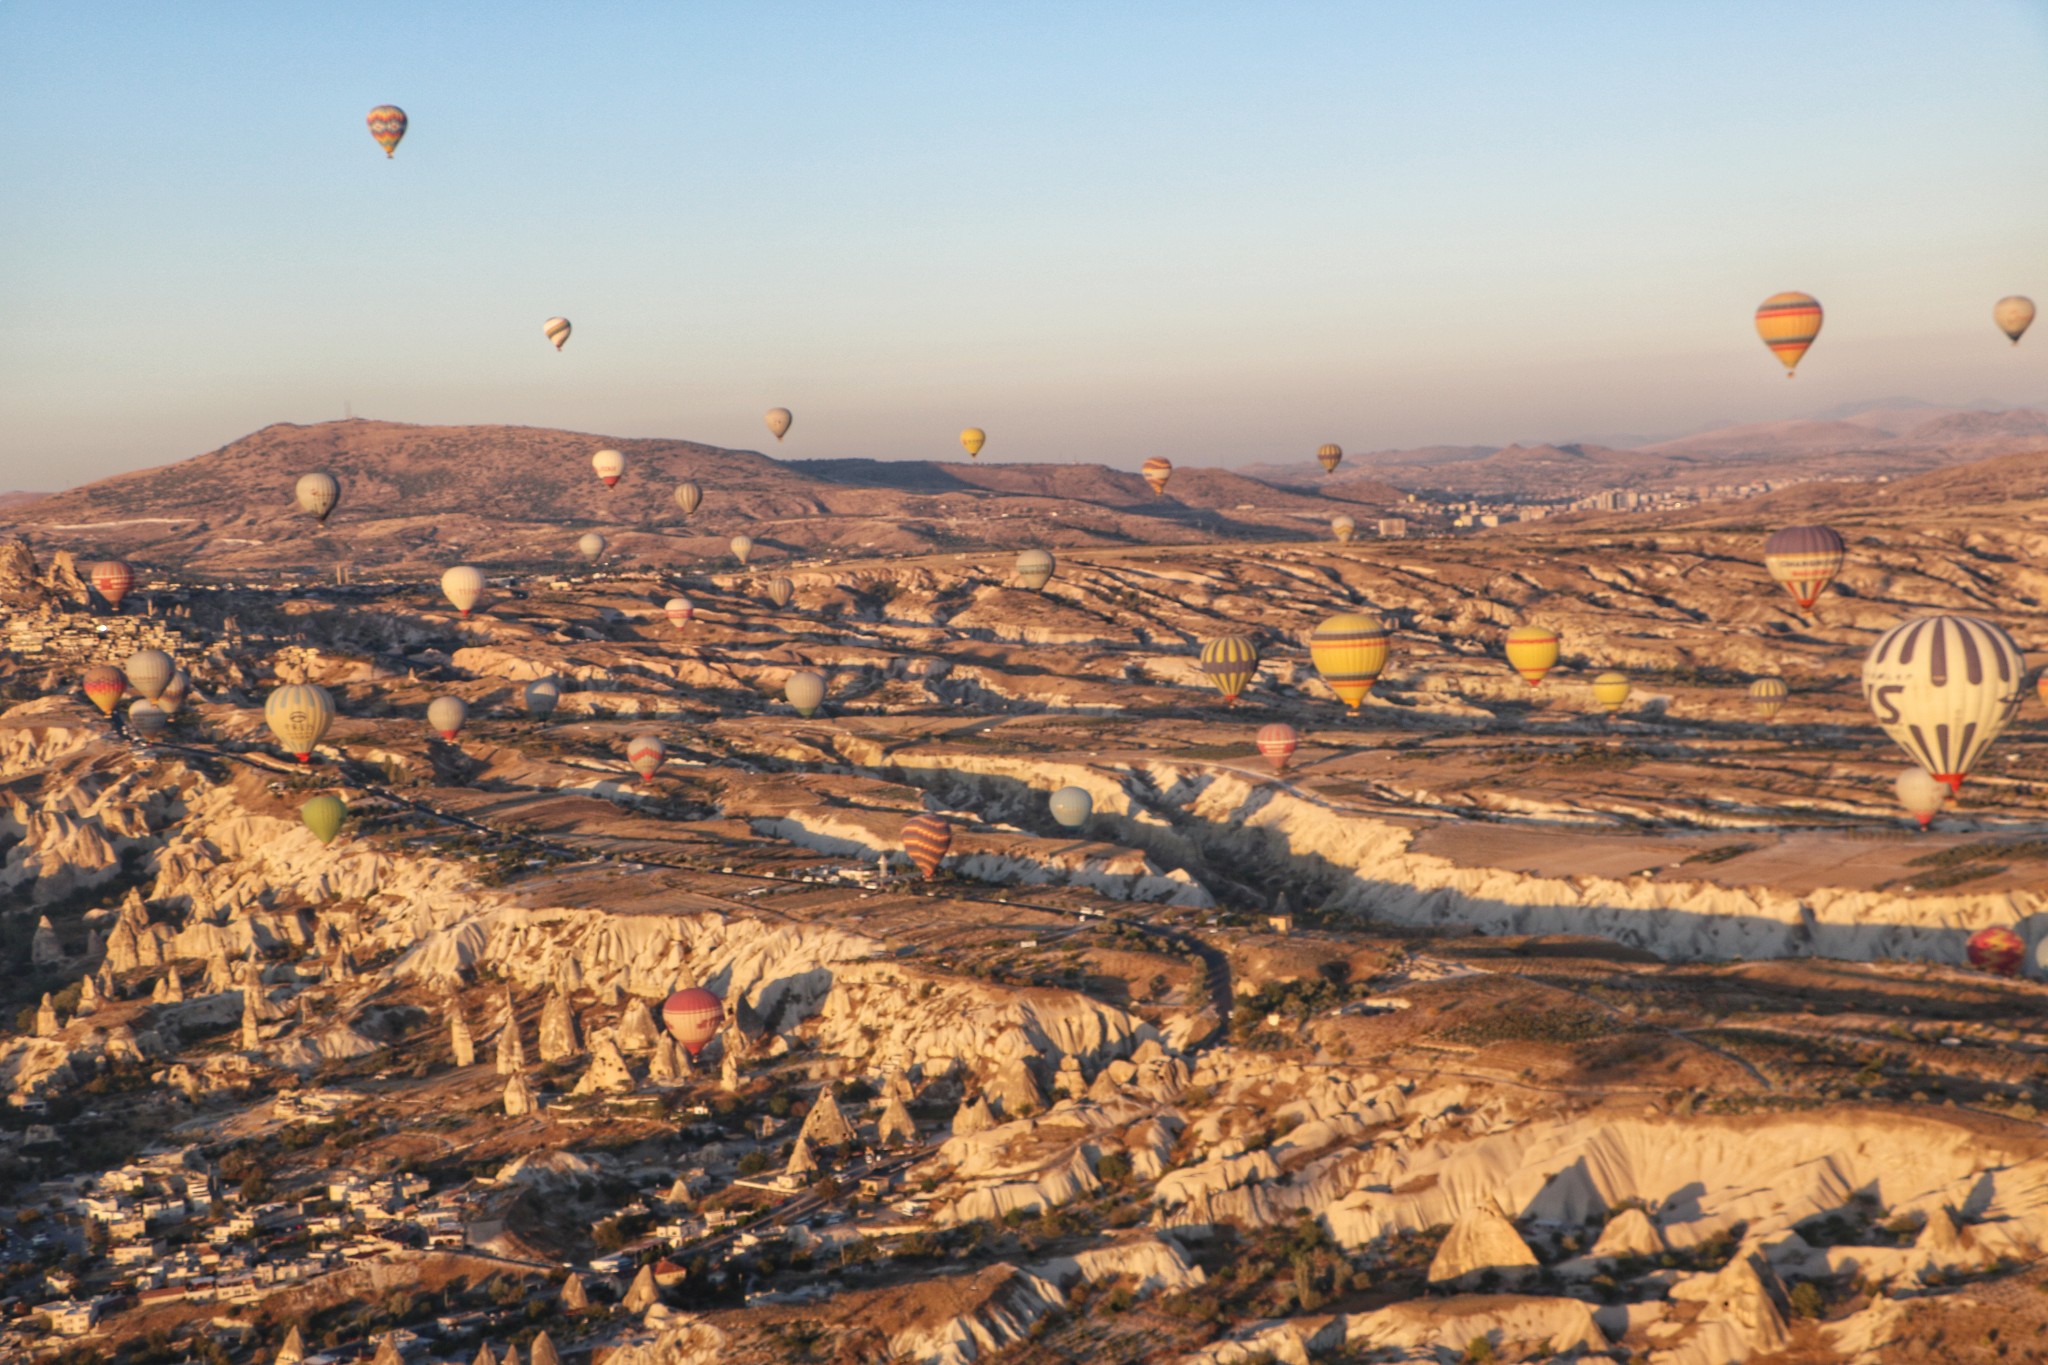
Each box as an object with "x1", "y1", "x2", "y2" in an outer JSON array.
[{"x1": 3, "y1": 2, "x2": 2045, "y2": 485}]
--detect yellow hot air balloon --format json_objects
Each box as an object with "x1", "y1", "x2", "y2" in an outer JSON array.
[
  {"x1": 1316, "y1": 444, "x2": 1343, "y2": 474},
  {"x1": 1755, "y1": 292, "x2": 1822, "y2": 376},
  {"x1": 1591, "y1": 671, "x2": 1630, "y2": 715},
  {"x1": 1995, "y1": 295, "x2": 2035, "y2": 346},
  {"x1": 543, "y1": 317, "x2": 572, "y2": 350},
  {"x1": 960, "y1": 428, "x2": 986, "y2": 458},
  {"x1": 1750, "y1": 676, "x2": 1789, "y2": 722},
  {"x1": 730, "y1": 535, "x2": 754, "y2": 565},
  {"x1": 1504, "y1": 624, "x2": 1559, "y2": 687},
  {"x1": 1014, "y1": 549, "x2": 1055, "y2": 592},
  {"x1": 265, "y1": 684, "x2": 336, "y2": 763},
  {"x1": 1197, "y1": 636, "x2": 1260, "y2": 704},
  {"x1": 765, "y1": 408, "x2": 793, "y2": 441},
  {"x1": 1308, "y1": 612, "x2": 1390, "y2": 709},
  {"x1": 1141, "y1": 457, "x2": 1173, "y2": 495},
  {"x1": 300, "y1": 795, "x2": 348, "y2": 845}
]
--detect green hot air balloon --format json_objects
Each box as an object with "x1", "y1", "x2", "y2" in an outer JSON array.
[{"x1": 301, "y1": 794, "x2": 348, "y2": 846}]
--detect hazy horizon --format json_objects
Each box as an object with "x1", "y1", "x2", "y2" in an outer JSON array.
[{"x1": 4, "y1": 2, "x2": 2045, "y2": 487}]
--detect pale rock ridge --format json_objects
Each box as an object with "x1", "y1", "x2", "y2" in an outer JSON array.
[
  {"x1": 30, "y1": 915, "x2": 61, "y2": 964},
  {"x1": 1428, "y1": 1205, "x2": 1539, "y2": 1286},
  {"x1": 616, "y1": 997, "x2": 661, "y2": 1051},
  {"x1": 495, "y1": 997, "x2": 527, "y2": 1075},
  {"x1": 1591, "y1": 1205, "x2": 1667, "y2": 1259},
  {"x1": 647, "y1": 1035, "x2": 686, "y2": 1084},
  {"x1": 558, "y1": 1273, "x2": 588, "y2": 1312},
  {"x1": 953, "y1": 1094, "x2": 995, "y2": 1137},
  {"x1": 34, "y1": 994, "x2": 58, "y2": 1038},
  {"x1": 1664, "y1": 1246, "x2": 1790, "y2": 1364},
  {"x1": 877, "y1": 1094, "x2": 918, "y2": 1145}
]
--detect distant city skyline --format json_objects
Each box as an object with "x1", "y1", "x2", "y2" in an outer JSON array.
[{"x1": 2, "y1": 2, "x2": 2045, "y2": 487}]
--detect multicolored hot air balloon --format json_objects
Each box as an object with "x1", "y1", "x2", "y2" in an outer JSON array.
[
  {"x1": 766, "y1": 576, "x2": 795, "y2": 609},
  {"x1": 366, "y1": 105, "x2": 407, "y2": 158},
  {"x1": 1256, "y1": 722, "x2": 1299, "y2": 773},
  {"x1": 730, "y1": 535, "x2": 753, "y2": 566},
  {"x1": 1014, "y1": 549, "x2": 1055, "y2": 592},
  {"x1": 300, "y1": 794, "x2": 348, "y2": 846},
  {"x1": 785, "y1": 670, "x2": 826, "y2": 717},
  {"x1": 675, "y1": 481, "x2": 704, "y2": 516},
  {"x1": 1763, "y1": 526, "x2": 1846, "y2": 612},
  {"x1": 2039, "y1": 668, "x2": 2048, "y2": 709},
  {"x1": 158, "y1": 669, "x2": 190, "y2": 717},
  {"x1": 1755, "y1": 292, "x2": 1823, "y2": 376},
  {"x1": 265, "y1": 684, "x2": 336, "y2": 763},
  {"x1": 662, "y1": 987, "x2": 724, "y2": 1057},
  {"x1": 296, "y1": 471, "x2": 341, "y2": 523},
  {"x1": 1862, "y1": 614, "x2": 2027, "y2": 792},
  {"x1": 82, "y1": 666, "x2": 126, "y2": 717},
  {"x1": 441, "y1": 565, "x2": 487, "y2": 617},
  {"x1": 124, "y1": 649, "x2": 173, "y2": 702},
  {"x1": 524, "y1": 678, "x2": 561, "y2": 718},
  {"x1": 960, "y1": 428, "x2": 986, "y2": 458},
  {"x1": 577, "y1": 532, "x2": 607, "y2": 562},
  {"x1": 1198, "y1": 636, "x2": 1260, "y2": 704},
  {"x1": 592, "y1": 449, "x2": 625, "y2": 488},
  {"x1": 1894, "y1": 767, "x2": 1947, "y2": 830},
  {"x1": 1967, "y1": 926, "x2": 2025, "y2": 977},
  {"x1": 543, "y1": 317, "x2": 572, "y2": 350},
  {"x1": 765, "y1": 408, "x2": 793, "y2": 441},
  {"x1": 1048, "y1": 786, "x2": 1092, "y2": 828},
  {"x1": 128, "y1": 701, "x2": 168, "y2": 740},
  {"x1": 1505, "y1": 624, "x2": 1560, "y2": 687},
  {"x1": 665, "y1": 596, "x2": 695, "y2": 629},
  {"x1": 91, "y1": 561, "x2": 134, "y2": 612},
  {"x1": 1750, "y1": 676, "x2": 1789, "y2": 722},
  {"x1": 427, "y1": 696, "x2": 469, "y2": 741},
  {"x1": 1995, "y1": 296, "x2": 2035, "y2": 346},
  {"x1": 1591, "y1": 671, "x2": 1631, "y2": 715},
  {"x1": 627, "y1": 735, "x2": 666, "y2": 783},
  {"x1": 1141, "y1": 458, "x2": 1173, "y2": 495},
  {"x1": 1316, "y1": 444, "x2": 1343, "y2": 474},
  {"x1": 1331, "y1": 516, "x2": 1356, "y2": 544},
  {"x1": 1309, "y1": 613, "x2": 1390, "y2": 709},
  {"x1": 901, "y1": 814, "x2": 953, "y2": 880}
]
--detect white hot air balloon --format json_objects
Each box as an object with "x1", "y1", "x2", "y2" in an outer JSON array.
[
  {"x1": 265, "y1": 684, "x2": 336, "y2": 763},
  {"x1": 427, "y1": 696, "x2": 469, "y2": 741},
  {"x1": 730, "y1": 535, "x2": 753, "y2": 566},
  {"x1": 295, "y1": 471, "x2": 341, "y2": 522},
  {"x1": 765, "y1": 408, "x2": 793, "y2": 441},
  {"x1": 524, "y1": 677, "x2": 562, "y2": 717},
  {"x1": 664, "y1": 596, "x2": 695, "y2": 629},
  {"x1": 124, "y1": 648, "x2": 174, "y2": 702},
  {"x1": 1862, "y1": 614, "x2": 2027, "y2": 792},
  {"x1": 591, "y1": 449, "x2": 625, "y2": 488},
  {"x1": 1893, "y1": 767, "x2": 1948, "y2": 830},
  {"x1": 784, "y1": 670, "x2": 826, "y2": 717},
  {"x1": 577, "y1": 531, "x2": 607, "y2": 561},
  {"x1": 441, "y1": 565, "x2": 487, "y2": 617},
  {"x1": 626, "y1": 735, "x2": 666, "y2": 782}
]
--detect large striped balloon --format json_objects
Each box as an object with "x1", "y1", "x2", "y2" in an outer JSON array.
[
  {"x1": 1141, "y1": 457, "x2": 1173, "y2": 495},
  {"x1": 661, "y1": 987, "x2": 724, "y2": 1057},
  {"x1": 1763, "y1": 525, "x2": 1846, "y2": 611},
  {"x1": 82, "y1": 666, "x2": 126, "y2": 717},
  {"x1": 1310, "y1": 613, "x2": 1390, "y2": 708},
  {"x1": 91, "y1": 561, "x2": 134, "y2": 611},
  {"x1": 1014, "y1": 549, "x2": 1055, "y2": 592},
  {"x1": 366, "y1": 105, "x2": 407, "y2": 158},
  {"x1": 627, "y1": 735, "x2": 666, "y2": 782},
  {"x1": 1591, "y1": 671, "x2": 1631, "y2": 715},
  {"x1": 900, "y1": 814, "x2": 953, "y2": 880},
  {"x1": 1198, "y1": 636, "x2": 1260, "y2": 704},
  {"x1": 265, "y1": 683, "x2": 336, "y2": 762},
  {"x1": 1316, "y1": 444, "x2": 1343, "y2": 474},
  {"x1": 1256, "y1": 723, "x2": 1299, "y2": 773},
  {"x1": 1966, "y1": 926, "x2": 2024, "y2": 977},
  {"x1": 674, "y1": 482, "x2": 703, "y2": 516},
  {"x1": 1861, "y1": 614, "x2": 2026, "y2": 792},
  {"x1": 543, "y1": 317, "x2": 572, "y2": 350},
  {"x1": 125, "y1": 649, "x2": 174, "y2": 702},
  {"x1": 1755, "y1": 292, "x2": 1823, "y2": 375},
  {"x1": 1504, "y1": 624, "x2": 1559, "y2": 687},
  {"x1": 1749, "y1": 676, "x2": 1789, "y2": 722}
]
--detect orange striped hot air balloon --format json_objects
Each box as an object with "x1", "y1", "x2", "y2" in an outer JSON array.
[
  {"x1": 900, "y1": 814, "x2": 953, "y2": 880},
  {"x1": 91, "y1": 561, "x2": 135, "y2": 612},
  {"x1": 1198, "y1": 636, "x2": 1260, "y2": 704},
  {"x1": 1755, "y1": 292, "x2": 1822, "y2": 376},
  {"x1": 543, "y1": 317, "x2": 572, "y2": 350},
  {"x1": 1505, "y1": 624, "x2": 1560, "y2": 687},
  {"x1": 1309, "y1": 612, "x2": 1390, "y2": 709},
  {"x1": 1966, "y1": 926, "x2": 2024, "y2": 977},
  {"x1": 1316, "y1": 444, "x2": 1343, "y2": 474},
  {"x1": 82, "y1": 666, "x2": 127, "y2": 717},
  {"x1": 366, "y1": 105, "x2": 407, "y2": 158},
  {"x1": 1141, "y1": 458, "x2": 1173, "y2": 495},
  {"x1": 1256, "y1": 723, "x2": 1299, "y2": 773}
]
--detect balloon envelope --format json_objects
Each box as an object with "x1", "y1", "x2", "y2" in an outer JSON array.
[
  {"x1": 296, "y1": 471, "x2": 341, "y2": 522},
  {"x1": 1755, "y1": 292, "x2": 1822, "y2": 374},
  {"x1": 1862, "y1": 614, "x2": 2027, "y2": 791},
  {"x1": 661, "y1": 987, "x2": 725, "y2": 1056},
  {"x1": 1894, "y1": 767, "x2": 1947, "y2": 829},
  {"x1": 730, "y1": 536, "x2": 753, "y2": 565},
  {"x1": 960, "y1": 428, "x2": 986, "y2": 458},
  {"x1": 674, "y1": 481, "x2": 703, "y2": 516},
  {"x1": 1048, "y1": 786, "x2": 1093, "y2": 828},
  {"x1": 766, "y1": 576, "x2": 794, "y2": 609},
  {"x1": 1331, "y1": 516, "x2": 1356, "y2": 544},
  {"x1": 1763, "y1": 526, "x2": 1846, "y2": 611},
  {"x1": 301, "y1": 794, "x2": 348, "y2": 845},
  {"x1": 785, "y1": 670, "x2": 826, "y2": 717},
  {"x1": 1014, "y1": 549, "x2": 1055, "y2": 592},
  {"x1": 1310, "y1": 613, "x2": 1390, "y2": 708},
  {"x1": 901, "y1": 814, "x2": 953, "y2": 880},
  {"x1": 1505, "y1": 624, "x2": 1560, "y2": 687},
  {"x1": 543, "y1": 317, "x2": 572, "y2": 349},
  {"x1": 524, "y1": 678, "x2": 561, "y2": 717},
  {"x1": 1141, "y1": 457, "x2": 1173, "y2": 495},
  {"x1": 128, "y1": 700, "x2": 168, "y2": 739},
  {"x1": 1966, "y1": 926, "x2": 2024, "y2": 976},
  {"x1": 592, "y1": 449, "x2": 625, "y2": 488},
  {"x1": 91, "y1": 561, "x2": 135, "y2": 611},
  {"x1": 1198, "y1": 636, "x2": 1260, "y2": 704},
  {"x1": 427, "y1": 695, "x2": 469, "y2": 740},
  {"x1": 125, "y1": 648, "x2": 174, "y2": 701},
  {"x1": 577, "y1": 532, "x2": 607, "y2": 561},
  {"x1": 441, "y1": 565, "x2": 487, "y2": 616},
  {"x1": 366, "y1": 105, "x2": 407, "y2": 157},
  {"x1": 664, "y1": 596, "x2": 695, "y2": 628},
  {"x1": 1317, "y1": 443, "x2": 1343, "y2": 474},
  {"x1": 82, "y1": 666, "x2": 126, "y2": 717},
  {"x1": 158, "y1": 669, "x2": 190, "y2": 717},
  {"x1": 765, "y1": 408, "x2": 793, "y2": 441},
  {"x1": 1591, "y1": 671, "x2": 1630, "y2": 715},
  {"x1": 265, "y1": 683, "x2": 336, "y2": 762},
  {"x1": 1256, "y1": 723, "x2": 1299, "y2": 773},
  {"x1": 1994, "y1": 295, "x2": 2035, "y2": 345},
  {"x1": 1750, "y1": 676, "x2": 1789, "y2": 721},
  {"x1": 626, "y1": 735, "x2": 666, "y2": 782}
]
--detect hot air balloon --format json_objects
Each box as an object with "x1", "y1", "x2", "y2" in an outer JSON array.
[
  {"x1": 661, "y1": 987, "x2": 724, "y2": 1057},
  {"x1": 1014, "y1": 549, "x2": 1055, "y2": 592},
  {"x1": 1256, "y1": 723, "x2": 1299, "y2": 773},
  {"x1": 901, "y1": 814, "x2": 953, "y2": 880},
  {"x1": 2039, "y1": 669, "x2": 2048, "y2": 709},
  {"x1": 1141, "y1": 458, "x2": 1173, "y2": 495},
  {"x1": 1966, "y1": 926, "x2": 2024, "y2": 977},
  {"x1": 1995, "y1": 296, "x2": 2035, "y2": 346},
  {"x1": 1763, "y1": 526, "x2": 1846, "y2": 612},
  {"x1": 265, "y1": 684, "x2": 336, "y2": 762},
  {"x1": 1591, "y1": 671, "x2": 1631, "y2": 715},
  {"x1": 1750, "y1": 676, "x2": 1789, "y2": 722},
  {"x1": 1048, "y1": 786, "x2": 1092, "y2": 829},
  {"x1": 1894, "y1": 767, "x2": 1947, "y2": 830},
  {"x1": 627, "y1": 735, "x2": 666, "y2": 783},
  {"x1": 91, "y1": 561, "x2": 134, "y2": 612},
  {"x1": 592, "y1": 449, "x2": 625, "y2": 489},
  {"x1": 124, "y1": 648, "x2": 173, "y2": 701},
  {"x1": 1199, "y1": 636, "x2": 1260, "y2": 704},
  {"x1": 158, "y1": 669, "x2": 190, "y2": 717},
  {"x1": 524, "y1": 678, "x2": 561, "y2": 718},
  {"x1": 766, "y1": 576, "x2": 795, "y2": 609},
  {"x1": 960, "y1": 428, "x2": 986, "y2": 458},
  {"x1": 1309, "y1": 613, "x2": 1390, "y2": 709},
  {"x1": 440, "y1": 565, "x2": 487, "y2": 617},
  {"x1": 665, "y1": 596, "x2": 695, "y2": 629},
  {"x1": 1862, "y1": 614, "x2": 2027, "y2": 792},
  {"x1": 674, "y1": 481, "x2": 703, "y2": 516},
  {"x1": 1316, "y1": 444, "x2": 1343, "y2": 474},
  {"x1": 1755, "y1": 292, "x2": 1822, "y2": 376},
  {"x1": 1505, "y1": 624, "x2": 1560, "y2": 687},
  {"x1": 427, "y1": 695, "x2": 469, "y2": 741},
  {"x1": 300, "y1": 794, "x2": 348, "y2": 846},
  {"x1": 366, "y1": 105, "x2": 407, "y2": 157},
  {"x1": 765, "y1": 408, "x2": 793, "y2": 441},
  {"x1": 543, "y1": 317, "x2": 572, "y2": 350},
  {"x1": 577, "y1": 532, "x2": 607, "y2": 562},
  {"x1": 785, "y1": 670, "x2": 826, "y2": 718},
  {"x1": 1331, "y1": 516, "x2": 1356, "y2": 544},
  {"x1": 296, "y1": 471, "x2": 341, "y2": 523},
  {"x1": 730, "y1": 536, "x2": 754, "y2": 566},
  {"x1": 82, "y1": 666, "x2": 126, "y2": 717},
  {"x1": 128, "y1": 701, "x2": 168, "y2": 740}
]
